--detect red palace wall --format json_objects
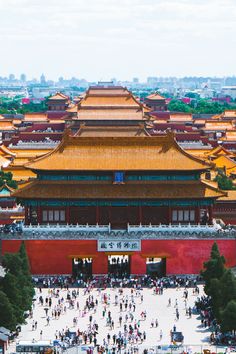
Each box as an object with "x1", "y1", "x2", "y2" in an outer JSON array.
[{"x1": 2, "y1": 239, "x2": 236, "y2": 275}]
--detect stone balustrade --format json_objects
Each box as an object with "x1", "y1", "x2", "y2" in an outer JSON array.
[
  {"x1": 0, "y1": 222, "x2": 235, "y2": 240},
  {"x1": 0, "y1": 207, "x2": 24, "y2": 213}
]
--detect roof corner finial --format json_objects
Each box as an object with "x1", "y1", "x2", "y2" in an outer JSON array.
[
  {"x1": 166, "y1": 128, "x2": 175, "y2": 140},
  {"x1": 59, "y1": 128, "x2": 71, "y2": 151}
]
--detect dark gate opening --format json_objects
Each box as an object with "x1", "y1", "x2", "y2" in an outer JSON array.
[
  {"x1": 72, "y1": 258, "x2": 93, "y2": 280},
  {"x1": 146, "y1": 257, "x2": 166, "y2": 278},
  {"x1": 108, "y1": 255, "x2": 130, "y2": 278}
]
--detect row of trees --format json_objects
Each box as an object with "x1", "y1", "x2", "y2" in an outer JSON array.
[
  {"x1": 0, "y1": 99, "x2": 47, "y2": 114},
  {"x1": 201, "y1": 242, "x2": 236, "y2": 332},
  {"x1": 0, "y1": 242, "x2": 34, "y2": 331},
  {"x1": 168, "y1": 99, "x2": 236, "y2": 114}
]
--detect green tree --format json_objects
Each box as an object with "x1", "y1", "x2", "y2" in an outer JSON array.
[
  {"x1": 2, "y1": 252, "x2": 23, "y2": 276},
  {"x1": 168, "y1": 99, "x2": 191, "y2": 112},
  {"x1": 221, "y1": 300, "x2": 236, "y2": 333},
  {"x1": 2, "y1": 242, "x2": 34, "y2": 317},
  {"x1": 214, "y1": 172, "x2": 235, "y2": 190},
  {"x1": 0, "y1": 290, "x2": 17, "y2": 331},
  {"x1": 0, "y1": 273, "x2": 25, "y2": 324},
  {"x1": 18, "y1": 242, "x2": 35, "y2": 309},
  {"x1": 19, "y1": 241, "x2": 31, "y2": 275},
  {"x1": 201, "y1": 242, "x2": 226, "y2": 295},
  {"x1": 0, "y1": 171, "x2": 17, "y2": 189},
  {"x1": 220, "y1": 269, "x2": 236, "y2": 308},
  {"x1": 208, "y1": 278, "x2": 222, "y2": 320}
]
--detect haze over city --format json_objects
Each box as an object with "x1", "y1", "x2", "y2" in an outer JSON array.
[{"x1": 0, "y1": 0, "x2": 236, "y2": 81}]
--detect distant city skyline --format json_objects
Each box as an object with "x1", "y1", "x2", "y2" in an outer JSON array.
[
  {"x1": 1, "y1": 73, "x2": 236, "y2": 83},
  {"x1": 0, "y1": 0, "x2": 236, "y2": 81}
]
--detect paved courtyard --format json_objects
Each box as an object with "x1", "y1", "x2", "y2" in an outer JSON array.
[{"x1": 8, "y1": 285, "x2": 214, "y2": 352}]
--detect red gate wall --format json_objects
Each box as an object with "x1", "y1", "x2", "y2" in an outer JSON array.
[{"x1": 2, "y1": 239, "x2": 236, "y2": 275}]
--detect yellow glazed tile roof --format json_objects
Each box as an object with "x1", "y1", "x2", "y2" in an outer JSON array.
[
  {"x1": 77, "y1": 108, "x2": 144, "y2": 120},
  {"x1": 146, "y1": 93, "x2": 165, "y2": 100},
  {"x1": 14, "y1": 180, "x2": 226, "y2": 200},
  {"x1": 218, "y1": 190, "x2": 236, "y2": 201},
  {"x1": 48, "y1": 92, "x2": 68, "y2": 100},
  {"x1": 3, "y1": 166, "x2": 36, "y2": 181},
  {"x1": 25, "y1": 131, "x2": 212, "y2": 172},
  {"x1": 0, "y1": 120, "x2": 16, "y2": 130},
  {"x1": 213, "y1": 155, "x2": 236, "y2": 170}
]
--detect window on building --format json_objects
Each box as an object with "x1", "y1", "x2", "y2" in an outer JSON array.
[
  {"x1": 42, "y1": 210, "x2": 47, "y2": 222},
  {"x1": 48, "y1": 210, "x2": 54, "y2": 221},
  {"x1": 190, "y1": 210, "x2": 195, "y2": 221},
  {"x1": 172, "y1": 210, "x2": 178, "y2": 221},
  {"x1": 178, "y1": 210, "x2": 183, "y2": 222},
  {"x1": 172, "y1": 209, "x2": 195, "y2": 223},
  {"x1": 54, "y1": 210, "x2": 60, "y2": 221},
  {"x1": 113, "y1": 171, "x2": 125, "y2": 184},
  {"x1": 42, "y1": 209, "x2": 66, "y2": 223}
]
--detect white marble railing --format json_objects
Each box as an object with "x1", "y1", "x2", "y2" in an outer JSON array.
[
  {"x1": 23, "y1": 223, "x2": 111, "y2": 233},
  {"x1": 1, "y1": 222, "x2": 235, "y2": 240},
  {"x1": 127, "y1": 223, "x2": 221, "y2": 234},
  {"x1": 22, "y1": 222, "x2": 221, "y2": 234},
  {"x1": 0, "y1": 207, "x2": 24, "y2": 213}
]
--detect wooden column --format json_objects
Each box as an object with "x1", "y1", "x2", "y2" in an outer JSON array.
[
  {"x1": 208, "y1": 205, "x2": 213, "y2": 225},
  {"x1": 96, "y1": 206, "x2": 100, "y2": 224},
  {"x1": 138, "y1": 205, "x2": 143, "y2": 224},
  {"x1": 66, "y1": 206, "x2": 70, "y2": 224},
  {"x1": 37, "y1": 206, "x2": 41, "y2": 224},
  {"x1": 28, "y1": 206, "x2": 31, "y2": 224},
  {"x1": 195, "y1": 206, "x2": 200, "y2": 224},
  {"x1": 168, "y1": 206, "x2": 172, "y2": 224},
  {"x1": 25, "y1": 206, "x2": 29, "y2": 225}
]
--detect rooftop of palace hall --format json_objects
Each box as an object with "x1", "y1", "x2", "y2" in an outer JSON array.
[{"x1": 21, "y1": 129, "x2": 213, "y2": 172}]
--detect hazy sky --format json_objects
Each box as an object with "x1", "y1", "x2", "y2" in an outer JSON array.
[{"x1": 0, "y1": 0, "x2": 236, "y2": 81}]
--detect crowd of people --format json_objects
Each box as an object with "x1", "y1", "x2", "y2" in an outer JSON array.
[
  {"x1": 22, "y1": 275, "x2": 206, "y2": 354},
  {"x1": 32, "y1": 274, "x2": 202, "y2": 290},
  {"x1": 195, "y1": 296, "x2": 236, "y2": 347}
]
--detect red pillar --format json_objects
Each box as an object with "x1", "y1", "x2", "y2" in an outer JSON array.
[
  {"x1": 96, "y1": 206, "x2": 100, "y2": 224},
  {"x1": 168, "y1": 206, "x2": 171, "y2": 224},
  {"x1": 208, "y1": 205, "x2": 213, "y2": 225},
  {"x1": 130, "y1": 253, "x2": 146, "y2": 275},
  {"x1": 66, "y1": 206, "x2": 70, "y2": 224},
  {"x1": 25, "y1": 207, "x2": 29, "y2": 225},
  {"x1": 195, "y1": 207, "x2": 200, "y2": 224},
  {"x1": 138, "y1": 206, "x2": 143, "y2": 224},
  {"x1": 37, "y1": 207, "x2": 41, "y2": 224},
  {"x1": 93, "y1": 254, "x2": 108, "y2": 275}
]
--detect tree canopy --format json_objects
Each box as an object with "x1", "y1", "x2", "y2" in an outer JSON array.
[
  {"x1": 0, "y1": 171, "x2": 17, "y2": 189},
  {"x1": 0, "y1": 242, "x2": 34, "y2": 331},
  {"x1": 0, "y1": 98, "x2": 47, "y2": 114},
  {"x1": 201, "y1": 242, "x2": 236, "y2": 332},
  {"x1": 214, "y1": 172, "x2": 235, "y2": 190},
  {"x1": 167, "y1": 98, "x2": 236, "y2": 114}
]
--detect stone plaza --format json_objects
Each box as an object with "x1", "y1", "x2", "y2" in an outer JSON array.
[{"x1": 7, "y1": 284, "x2": 218, "y2": 353}]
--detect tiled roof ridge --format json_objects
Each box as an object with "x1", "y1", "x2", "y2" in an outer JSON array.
[
  {"x1": 48, "y1": 92, "x2": 69, "y2": 100},
  {"x1": 23, "y1": 128, "x2": 212, "y2": 172}
]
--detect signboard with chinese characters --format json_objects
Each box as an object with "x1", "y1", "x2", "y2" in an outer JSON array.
[{"x1": 97, "y1": 240, "x2": 141, "y2": 252}]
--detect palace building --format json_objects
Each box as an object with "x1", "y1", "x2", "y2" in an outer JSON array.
[
  {"x1": 67, "y1": 85, "x2": 150, "y2": 127},
  {"x1": 14, "y1": 129, "x2": 224, "y2": 227},
  {"x1": 1, "y1": 86, "x2": 236, "y2": 278},
  {"x1": 2, "y1": 127, "x2": 236, "y2": 277}
]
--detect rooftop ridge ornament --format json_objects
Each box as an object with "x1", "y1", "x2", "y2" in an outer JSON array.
[
  {"x1": 160, "y1": 128, "x2": 175, "y2": 153},
  {"x1": 58, "y1": 128, "x2": 71, "y2": 152}
]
